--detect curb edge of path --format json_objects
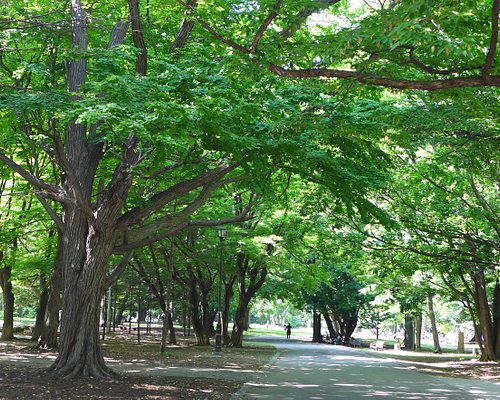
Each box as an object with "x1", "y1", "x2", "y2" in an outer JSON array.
[{"x1": 229, "y1": 351, "x2": 281, "y2": 399}]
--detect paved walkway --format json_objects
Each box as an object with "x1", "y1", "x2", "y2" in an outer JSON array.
[
  {"x1": 232, "y1": 336, "x2": 500, "y2": 400},
  {"x1": 2, "y1": 335, "x2": 499, "y2": 399}
]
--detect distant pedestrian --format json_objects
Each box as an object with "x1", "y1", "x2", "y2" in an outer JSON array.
[{"x1": 285, "y1": 323, "x2": 292, "y2": 340}]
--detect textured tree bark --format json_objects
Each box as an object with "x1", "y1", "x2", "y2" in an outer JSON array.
[
  {"x1": 172, "y1": 0, "x2": 197, "y2": 51},
  {"x1": 188, "y1": 278, "x2": 210, "y2": 345},
  {"x1": 167, "y1": 312, "x2": 176, "y2": 344},
  {"x1": 222, "y1": 274, "x2": 236, "y2": 345},
  {"x1": 323, "y1": 312, "x2": 337, "y2": 341},
  {"x1": 114, "y1": 289, "x2": 130, "y2": 326},
  {"x1": 160, "y1": 311, "x2": 169, "y2": 352},
  {"x1": 31, "y1": 273, "x2": 49, "y2": 342},
  {"x1": 230, "y1": 253, "x2": 267, "y2": 347},
  {"x1": 415, "y1": 313, "x2": 422, "y2": 352},
  {"x1": 470, "y1": 267, "x2": 496, "y2": 361},
  {"x1": 428, "y1": 294, "x2": 442, "y2": 353},
  {"x1": 0, "y1": 265, "x2": 14, "y2": 341},
  {"x1": 343, "y1": 312, "x2": 358, "y2": 343},
  {"x1": 38, "y1": 237, "x2": 63, "y2": 349},
  {"x1": 47, "y1": 208, "x2": 116, "y2": 378},
  {"x1": 404, "y1": 314, "x2": 415, "y2": 350},
  {"x1": 230, "y1": 297, "x2": 250, "y2": 348},
  {"x1": 493, "y1": 278, "x2": 500, "y2": 360},
  {"x1": 312, "y1": 312, "x2": 324, "y2": 343},
  {"x1": 201, "y1": 290, "x2": 214, "y2": 337},
  {"x1": 128, "y1": 0, "x2": 147, "y2": 75}
]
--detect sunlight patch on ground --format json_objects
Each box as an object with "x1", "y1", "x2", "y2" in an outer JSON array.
[
  {"x1": 335, "y1": 383, "x2": 374, "y2": 387},
  {"x1": 245, "y1": 382, "x2": 278, "y2": 387}
]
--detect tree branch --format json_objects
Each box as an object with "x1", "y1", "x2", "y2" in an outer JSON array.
[
  {"x1": 280, "y1": 0, "x2": 341, "y2": 39},
  {"x1": 267, "y1": 64, "x2": 500, "y2": 90},
  {"x1": 97, "y1": 135, "x2": 141, "y2": 222},
  {"x1": 482, "y1": 0, "x2": 500, "y2": 73},
  {"x1": 250, "y1": 0, "x2": 282, "y2": 54},
  {"x1": 115, "y1": 163, "x2": 238, "y2": 229},
  {"x1": 467, "y1": 174, "x2": 500, "y2": 239},
  {"x1": 187, "y1": 1, "x2": 500, "y2": 90},
  {"x1": 128, "y1": 0, "x2": 147, "y2": 75},
  {"x1": 51, "y1": 132, "x2": 95, "y2": 219},
  {"x1": 172, "y1": 0, "x2": 197, "y2": 51},
  {"x1": 34, "y1": 192, "x2": 64, "y2": 231},
  {"x1": 0, "y1": 152, "x2": 64, "y2": 198},
  {"x1": 105, "y1": 251, "x2": 134, "y2": 288},
  {"x1": 112, "y1": 197, "x2": 253, "y2": 254}
]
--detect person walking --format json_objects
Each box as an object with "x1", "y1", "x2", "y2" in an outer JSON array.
[{"x1": 285, "y1": 323, "x2": 292, "y2": 340}]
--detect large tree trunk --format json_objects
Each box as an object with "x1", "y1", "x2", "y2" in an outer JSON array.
[
  {"x1": 416, "y1": 313, "x2": 424, "y2": 352},
  {"x1": 222, "y1": 274, "x2": 236, "y2": 345},
  {"x1": 44, "y1": 1, "x2": 136, "y2": 378},
  {"x1": 415, "y1": 313, "x2": 422, "y2": 352},
  {"x1": 31, "y1": 273, "x2": 49, "y2": 342},
  {"x1": 188, "y1": 278, "x2": 210, "y2": 345},
  {"x1": 493, "y1": 278, "x2": 500, "y2": 360},
  {"x1": 323, "y1": 312, "x2": 337, "y2": 341},
  {"x1": 201, "y1": 293, "x2": 214, "y2": 338},
  {"x1": 229, "y1": 253, "x2": 267, "y2": 348},
  {"x1": 47, "y1": 213, "x2": 115, "y2": 378},
  {"x1": 428, "y1": 294, "x2": 442, "y2": 353},
  {"x1": 114, "y1": 288, "x2": 130, "y2": 326},
  {"x1": 343, "y1": 311, "x2": 358, "y2": 342},
  {"x1": 470, "y1": 266, "x2": 496, "y2": 361},
  {"x1": 404, "y1": 314, "x2": 415, "y2": 350},
  {"x1": 167, "y1": 312, "x2": 176, "y2": 344},
  {"x1": 160, "y1": 308, "x2": 169, "y2": 353},
  {"x1": 32, "y1": 230, "x2": 57, "y2": 342},
  {"x1": 230, "y1": 296, "x2": 250, "y2": 348},
  {"x1": 312, "y1": 312, "x2": 324, "y2": 343},
  {"x1": 39, "y1": 236, "x2": 63, "y2": 349},
  {"x1": 0, "y1": 265, "x2": 14, "y2": 341}
]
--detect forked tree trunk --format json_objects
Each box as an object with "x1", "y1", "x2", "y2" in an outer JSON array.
[
  {"x1": 0, "y1": 265, "x2": 14, "y2": 341},
  {"x1": 44, "y1": 0, "x2": 136, "y2": 378},
  {"x1": 230, "y1": 297, "x2": 250, "y2": 347},
  {"x1": 230, "y1": 253, "x2": 267, "y2": 348},
  {"x1": 47, "y1": 206, "x2": 115, "y2": 378},
  {"x1": 343, "y1": 311, "x2": 358, "y2": 342},
  {"x1": 160, "y1": 310, "x2": 176, "y2": 348}
]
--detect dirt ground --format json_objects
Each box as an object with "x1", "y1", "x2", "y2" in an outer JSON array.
[
  {"x1": 0, "y1": 329, "x2": 276, "y2": 399},
  {"x1": 1, "y1": 331, "x2": 498, "y2": 399}
]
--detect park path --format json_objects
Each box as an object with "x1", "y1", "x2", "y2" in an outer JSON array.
[{"x1": 232, "y1": 336, "x2": 500, "y2": 400}]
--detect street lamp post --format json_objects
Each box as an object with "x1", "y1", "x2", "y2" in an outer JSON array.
[{"x1": 214, "y1": 227, "x2": 226, "y2": 355}]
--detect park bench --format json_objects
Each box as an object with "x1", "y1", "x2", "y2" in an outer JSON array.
[
  {"x1": 349, "y1": 338, "x2": 362, "y2": 347},
  {"x1": 369, "y1": 340, "x2": 384, "y2": 351}
]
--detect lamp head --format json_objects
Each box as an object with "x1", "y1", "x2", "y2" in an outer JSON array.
[{"x1": 217, "y1": 227, "x2": 227, "y2": 241}]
